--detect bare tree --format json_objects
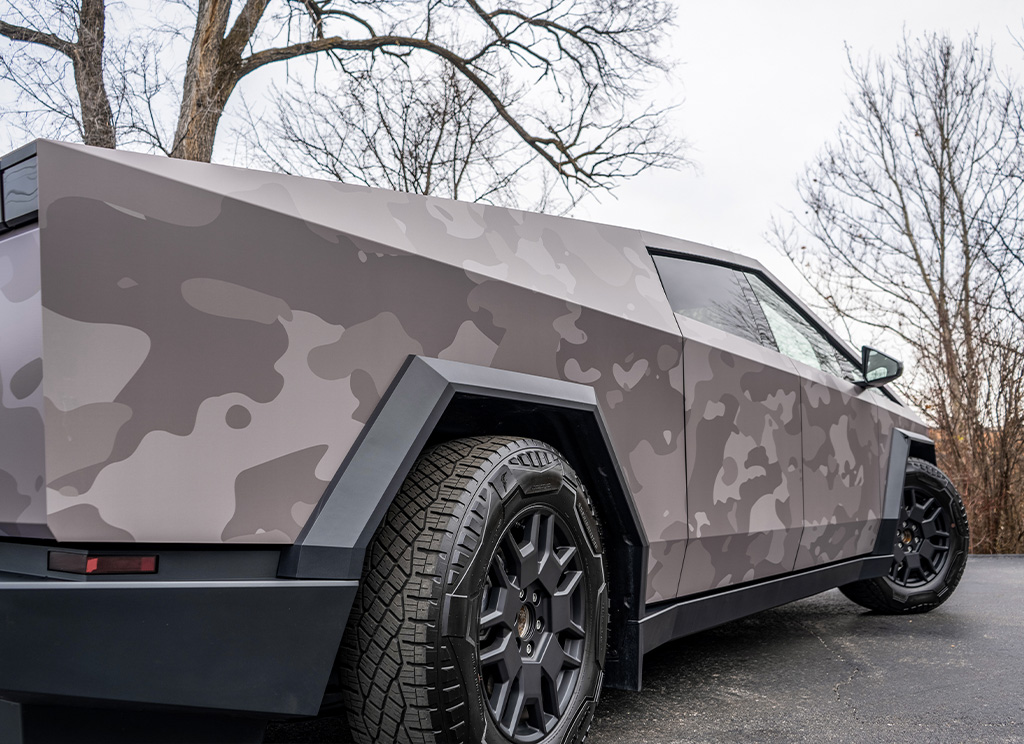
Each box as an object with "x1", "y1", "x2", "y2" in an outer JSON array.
[
  {"x1": 1, "y1": 0, "x2": 684, "y2": 197},
  {"x1": 0, "y1": 0, "x2": 114, "y2": 147},
  {"x1": 244, "y1": 61, "x2": 545, "y2": 206},
  {"x1": 776, "y1": 32, "x2": 1024, "y2": 552}
]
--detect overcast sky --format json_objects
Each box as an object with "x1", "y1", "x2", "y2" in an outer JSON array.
[
  {"x1": 3, "y1": 0, "x2": 1021, "y2": 312},
  {"x1": 572, "y1": 1, "x2": 1024, "y2": 299}
]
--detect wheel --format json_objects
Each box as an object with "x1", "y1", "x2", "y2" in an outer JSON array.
[
  {"x1": 840, "y1": 457, "x2": 969, "y2": 613},
  {"x1": 340, "y1": 436, "x2": 608, "y2": 744}
]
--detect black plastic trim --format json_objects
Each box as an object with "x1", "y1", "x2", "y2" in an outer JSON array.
[
  {"x1": 2, "y1": 704, "x2": 267, "y2": 744},
  {"x1": 873, "y1": 428, "x2": 934, "y2": 557},
  {"x1": 635, "y1": 554, "x2": 891, "y2": 658},
  {"x1": 0, "y1": 574, "x2": 356, "y2": 717}
]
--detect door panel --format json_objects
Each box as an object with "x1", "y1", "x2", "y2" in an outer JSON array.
[
  {"x1": 676, "y1": 315, "x2": 804, "y2": 596},
  {"x1": 795, "y1": 364, "x2": 882, "y2": 569}
]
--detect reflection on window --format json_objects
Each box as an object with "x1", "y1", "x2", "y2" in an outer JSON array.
[
  {"x1": 651, "y1": 255, "x2": 763, "y2": 345},
  {"x1": 747, "y1": 275, "x2": 844, "y2": 377},
  {"x1": 760, "y1": 301, "x2": 819, "y2": 369}
]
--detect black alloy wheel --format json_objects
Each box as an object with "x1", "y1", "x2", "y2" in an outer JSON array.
[
  {"x1": 340, "y1": 436, "x2": 608, "y2": 744},
  {"x1": 478, "y1": 508, "x2": 587, "y2": 742},
  {"x1": 840, "y1": 457, "x2": 969, "y2": 614},
  {"x1": 889, "y1": 483, "x2": 951, "y2": 587}
]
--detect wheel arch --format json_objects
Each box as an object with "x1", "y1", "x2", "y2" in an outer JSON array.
[
  {"x1": 873, "y1": 428, "x2": 937, "y2": 557},
  {"x1": 279, "y1": 355, "x2": 648, "y2": 690},
  {"x1": 908, "y1": 437, "x2": 937, "y2": 465}
]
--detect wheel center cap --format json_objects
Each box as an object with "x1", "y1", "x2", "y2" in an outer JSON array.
[
  {"x1": 516, "y1": 604, "x2": 533, "y2": 639},
  {"x1": 901, "y1": 529, "x2": 913, "y2": 545}
]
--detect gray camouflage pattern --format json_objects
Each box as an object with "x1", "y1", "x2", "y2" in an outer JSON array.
[
  {"x1": 676, "y1": 316, "x2": 804, "y2": 596},
  {"x1": 794, "y1": 365, "x2": 882, "y2": 570},
  {"x1": 0, "y1": 228, "x2": 47, "y2": 537},
  {"x1": 0, "y1": 141, "x2": 929, "y2": 605}
]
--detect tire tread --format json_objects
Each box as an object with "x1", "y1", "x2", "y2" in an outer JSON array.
[
  {"x1": 839, "y1": 458, "x2": 969, "y2": 614},
  {"x1": 341, "y1": 436, "x2": 603, "y2": 744}
]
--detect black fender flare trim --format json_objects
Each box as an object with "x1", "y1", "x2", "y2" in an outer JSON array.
[
  {"x1": 278, "y1": 356, "x2": 646, "y2": 587},
  {"x1": 873, "y1": 428, "x2": 936, "y2": 557}
]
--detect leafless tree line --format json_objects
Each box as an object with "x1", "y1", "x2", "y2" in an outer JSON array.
[
  {"x1": 1, "y1": 0, "x2": 686, "y2": 204},
  {"x1": 778, "y1": 31, "x2": 1024, "y2": 552}
]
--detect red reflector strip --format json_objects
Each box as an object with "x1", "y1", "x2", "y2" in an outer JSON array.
[{"x1": 48, "y1": 552, "x2": 158, "y2": 575}]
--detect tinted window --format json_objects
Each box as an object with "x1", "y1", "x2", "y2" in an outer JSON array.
[
  {"x1": 746, "y1": 274, "x2": 847, "y2": 377},
  {"x1": 651, "y1": 254, "x2": 764, "y2": 345}
]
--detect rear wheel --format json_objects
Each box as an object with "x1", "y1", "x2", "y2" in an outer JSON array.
[
  {"x1": 840, "y1": 457, "x2": 969, "y2": 614},
  {"x1": 340, "y1": 436, "x2": 607, "y2": 744}
]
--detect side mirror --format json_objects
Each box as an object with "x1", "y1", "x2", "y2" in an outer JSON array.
[{"x1": 858, "y1": 346, "x2": 903, "y2": 387}]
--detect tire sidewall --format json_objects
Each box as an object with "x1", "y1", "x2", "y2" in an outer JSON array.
[
  {"x1": 882, "y1": 459, "x2": 969, "y2": 609},
  {"x1": 435, "y1": 441, "x2": 608, "y2": 744}
]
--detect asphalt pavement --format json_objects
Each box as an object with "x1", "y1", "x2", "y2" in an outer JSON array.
[{"x1": 266, "y1": 555, "x2": 1024, "y2": 743}]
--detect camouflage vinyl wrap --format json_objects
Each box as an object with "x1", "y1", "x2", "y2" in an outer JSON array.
[
  {"x1": 1, "y1": 142, "x2": 691, "y2": 601},
  {"x1": 0, "y1": 228, "x2": 47, "y2": 537},
  {"x1": 676, "y1": 316, "x2": 805, "y2": 596},
  {"x1": 795, "y1": 364, "x2": 883, "y2": 570},
  {"x1": 0, "y1": 141, "x2": 929, "y2": 605}
]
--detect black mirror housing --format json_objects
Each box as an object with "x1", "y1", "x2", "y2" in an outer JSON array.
[{"x1": 859, "y1": 346, "x2": 903, "y2": 387}]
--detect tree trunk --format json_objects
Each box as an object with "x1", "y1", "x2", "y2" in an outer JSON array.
[
  {"x1": 72, "y1": 0, "x2": 115, "y2": 148},
  {"x1": 171, "y1": 0, "x2": 236, "y2": 161},
  {"x1": 171, "y1": 82, "x2": 235, "y2": 161}
]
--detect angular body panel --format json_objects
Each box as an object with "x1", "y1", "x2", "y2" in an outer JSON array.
[
  {"x1": 4, "y1": 141, "x2": 692, "y2": 600},
  {"x1": 0, "y1": 140, "x2": 932, "y2": 612},
  {"x1": 795, "y1": 365, "x2": 883, "y2": 569},
  {"x1": 677, "y1": 316, "x2": 804, "y2": 595},
  {"x1": 0, "y1": 228, "x2": 47, "y2": 538},
  {"x1": 0, "y1": 142, "x2": 960, "y2": 729}
]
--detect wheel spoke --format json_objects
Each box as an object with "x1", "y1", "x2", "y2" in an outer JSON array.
[
  {"x1": 542, "y1": 712, "x2": 558, "y2": 735},
  {"x1": 490, "y1": 677, "x2": 515, "y2": 721},
  {"x1": 535, "y1": 515, "x2": 560, "y2": 591},
  {"x1": 540, "y1": 514, "x2": 555, "y2": 561},
  {"x1": 480, "y1": 633, "x2": 522, "y2": 683},
  {"x1": 920, "y1": 515, "x2": 948, "y2": 540},
  {"x1": 480, "y1": 586, "x2": 518, "y2": 632},
  {"x1": 538, "y1": 543, "x2": 578, "y2": 595},
  {"x1": 492, "y1": 554, "x2": 518, "y2": 590},
  {"x1": 563, "y1": 640, "x2": 583, "y2": 669},
  {"x1": 509, "y1": 514, "x2": 543, "y2": 587},
  {"x1": 479, "y1": 505, "x2": 590, "y2": 741},
  {"x1": 504, "y1": 680, "x2": 527, "y2": 732},
  {"x1": 902, "y1": 552, "x2": 922, "y2": 579},
  {"x1": 537, "y1": 635, "x2": 566, "y2": 685},
  {"x1": 550, "y1": 570, "x2": 584, "y2": 636}
]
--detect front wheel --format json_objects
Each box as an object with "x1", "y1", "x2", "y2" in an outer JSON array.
[
  {"x1": 840, "y1": 457, "x2": 969, "y2": 614},
  {"x1": 340, "y1": 436, "x2": 608, "y2": 744}
]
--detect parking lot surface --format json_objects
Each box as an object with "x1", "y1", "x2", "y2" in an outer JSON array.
[{"x1": 266, "y1": 555, "x2": 1024, "y2": 743}]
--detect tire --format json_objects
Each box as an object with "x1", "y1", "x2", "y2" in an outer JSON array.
[
  {"x1": 840, "y1": 457, "x2": 969, "y2": 614},
  {"x1": 340, "y1": 436, "x2": 608, "y2": 744}
]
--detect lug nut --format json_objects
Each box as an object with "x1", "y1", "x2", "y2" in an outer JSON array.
[
  {"x1": 519, "y1": 589, "x2": 526, "y2": 600},
  {"x1": 532, "y1": 592, "x2": 539, "y2": 604},
  {"x1": 526, "y1": 642, "x2": 533, "y2": 654},
  {"x1": 535, "y1": 619, "x2": 542, "y2": 631}
]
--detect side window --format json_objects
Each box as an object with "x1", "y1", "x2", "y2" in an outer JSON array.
[
  {"x1": 651, "y1": 254, "x2": 767, "y2": 345},
  {"x1": 746, "y1": 274, "x2": 847, "y2": 378}
]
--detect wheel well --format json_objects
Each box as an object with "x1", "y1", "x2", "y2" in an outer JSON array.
[
  {"x1": 908, "y1": 437, "x2": 936, "y2": 465},
  {"x1": 425, "y1": 393, "x2": 646, "y2": 690}
]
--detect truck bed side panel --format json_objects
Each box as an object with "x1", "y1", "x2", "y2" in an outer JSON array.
[{"x1": 0, "y1": 227, "x2": 48, "y2": 538}]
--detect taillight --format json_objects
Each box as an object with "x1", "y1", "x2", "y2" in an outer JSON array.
[{"x1": 48, "y1": 551, "x2": 158, "y2": 575}]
